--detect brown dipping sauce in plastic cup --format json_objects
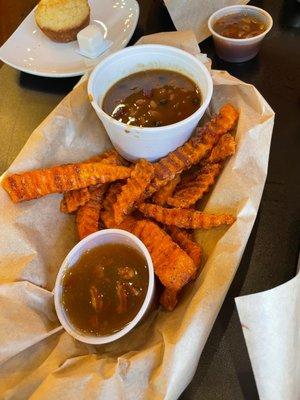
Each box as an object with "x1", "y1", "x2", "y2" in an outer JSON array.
[{"x1": 208, "y1": 5, "x2": 273, "y2": 63}]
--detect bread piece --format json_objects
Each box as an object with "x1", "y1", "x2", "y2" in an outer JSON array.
[{"x1": 35, "y1": 0, "x2": 90, "y2": 43}]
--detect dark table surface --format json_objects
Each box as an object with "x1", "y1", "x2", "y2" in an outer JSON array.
[{"x1": 0, "y1": 0, "x2": 299, "y2": 398}]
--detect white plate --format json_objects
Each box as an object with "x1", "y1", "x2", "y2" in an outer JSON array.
[{"x1": 0, "y1": 0, "x2": 139, "y2": 78}]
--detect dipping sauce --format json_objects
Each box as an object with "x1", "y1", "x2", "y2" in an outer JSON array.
[
  {"x1": 102, "y1": 69, "x2": 202, "y2": 127},
  {"x1": 62, "y1": 243, "x2": 148, "y2": 336},
  {"x1": 213, "y1": 12, "x2": 266, "y2": 39}
]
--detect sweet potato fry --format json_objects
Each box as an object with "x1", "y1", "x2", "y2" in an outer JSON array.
[
  {"x1": 166, "y1": 226, "x2": 201, "y2": 270},
  {"x1": 152, "y1": 175, "x2": 181, "y2": 206},
  {"x1": 118, "y1": 217, "x2": 197, "y2": 293},
  {"x1": 2, "y1": 163, "x2": 131, "y2": 203},
  {"x1": 76, "y1": 185, "x2": 107, "y2": 240},
  {"x1": 167, "y1": 164, "x2": 221, "y2": 208},
  {"x1": 113, "y1": 159, "x2": 154, "y2": 225},
  {"x1": 101, "y1": 213, "x2": 197, "y2": 299},
  {"x1": 60, "y1": 188, "x2": 91, "y2": 213},
  {"x1": 206, "y1": 133, "x2": 236, "y2": 164},
  {"x1": 101, "y1": 210, "x2": 118, "y2": 229},
  {"x1": 103, "y1": 181, "x2": 124, "y2": 211},
  {"x1": 138, "y1": 203, "x2": 236, "y2": 229},
  {"x1": 60, "y1": 149, "x2": 128, "y2": 213},
  {"x1": 165, "y1": 134, "x2": 235, "y2": 208},
  {"x1": 144, "y1": 104, "x2": 239, "y2": 197},
  {"x1": 166, "y1": 134, "x2": 236, "y2": 209},
  {"x1": 160, "y1": 288, "x2": 178, "y2": 311},
  {"x1": 88, "y1": 149, "x2": 128, "y2": 166}
]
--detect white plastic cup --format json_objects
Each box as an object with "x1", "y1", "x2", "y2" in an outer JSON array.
[
  {"x1": 54, "y1": 229, "x2": 155, "y2": 345},
  {"x1": 88, "y1": 44, "x2": 213, "y2": 162},
  {"x1": 208, "y1": 5, "x2": 273, "y2": 63}
]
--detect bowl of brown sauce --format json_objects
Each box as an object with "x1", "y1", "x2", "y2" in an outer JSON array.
[
  {"x1": 88, "y1": 44, "x2": 213, "y2": 161},
  {"x1": 208, "y1": 5, "x2": 273, "y2": 62},
  {"x1": 54, "y1": 229, "x2": 154, "y2": 344}
]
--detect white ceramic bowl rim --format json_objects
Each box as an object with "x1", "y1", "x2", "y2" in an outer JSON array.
[
  {"x1": 208, "y1": 5, "x2": 273, "y2": 43},
  {"x1": 54, "y1": 229, "x2": 155, "y2": 345},
  {"x1": 87, "y1": 44, "x2": 213, "y2": 134}
]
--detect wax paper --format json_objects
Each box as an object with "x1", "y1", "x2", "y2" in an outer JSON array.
[{"x1": 0, "y1": 32, "x2": 274, "y2": 399}]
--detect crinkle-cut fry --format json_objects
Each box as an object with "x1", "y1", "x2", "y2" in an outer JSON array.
[
  {"x1": 174, "y1": 167, "x2": 201, "y2": 192},
  {"x1": 113, "y1": 159, "x2": 154, "y2": 225},
  {"x1": 101, "y1": 211, "x2": 201, "y2": 311},
  {"x1": 166, "y1": 134, "x2": 236, "y2": 209},
  {"x1": 113, "y1": 214, "x2": 138, "y2": 231},
  {"x1": 101, "y1": 214, "x2": 197, "y2": 305},
  {"x1": 101, "y1": 210, "x2": 118, "y2": 229},
  {"x1": 101, "y1": 209, "x2": 134, "y2": 230},
  {"x1": 118, "y1": 217, "x2": 197, "y2": 292},
  {"x1": 167, "y1": 164, "x2": 221, "y2": 208},
  {"x1": 166, "y1": 226, "x2": 201, "y2": 270},
  {"x1": 76, "y1": 185, "x2": 107, "y2": 240},
  {"x1": 138, "y1": 203, "x2": 236, "y2": 229},
  {"x1": 206, "y1": 133, "x2": 236, "y2": 164},
  {"x1": 170, "y1": 133, "x2": 235, "y2": 195},
  {"x1": 2, "y1": 163, "x2": 131, "y2": 203},
  {"x1": 60, "y1": 187, "x2": 91, "y2": 213},
  {"x1": 145, "y1": 104, "x2": 239, "y2": 197},
  {"x1": 160, "y1": 288, "x2": 178, "y2": 311},
  {"x1": 60, "y1": 150, "x2": 128, "y2": 213},
  {"x1": 152, "y1": 175, "x2": 181, "y2": 206},
  {"x1": 103, "y1": 181, "x2": 124, "y2": 211},
  {"x1": 89, "y1": 149, "x2": 129, "y2": 167}
]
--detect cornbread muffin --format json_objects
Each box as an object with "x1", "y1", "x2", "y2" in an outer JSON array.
[{"x1": 35, "y1": 0, "x2": 90, "y2": 43}]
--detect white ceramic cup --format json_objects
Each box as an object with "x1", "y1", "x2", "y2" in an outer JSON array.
[
  {"x1": 208, "y1": 5, "x2": 273, "y2": 63},
  {"x1": 88, "y1": 44, "x2": 213, "y2": 162},
  {"x1": 54, "y1": 229, "x2": 155, "y2": 345}
]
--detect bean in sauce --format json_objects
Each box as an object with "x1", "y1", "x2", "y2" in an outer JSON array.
[
  {"x1": 102, "y1": 70, "x2": 202, "y2": 128},
  {"x1": 61, "y1": 243, "x2": 148, "y2": 336},
  {"x1": 213, "y1": 12, "x2": 266, "y2": 39}
]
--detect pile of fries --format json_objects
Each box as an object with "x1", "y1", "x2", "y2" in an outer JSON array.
[{"x1": 2, "y1": 104, "x2": 239, "y2": 310}]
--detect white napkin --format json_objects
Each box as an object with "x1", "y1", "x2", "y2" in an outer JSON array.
[
  {"x1": 236, "y1": 254, "x2": 300, "y2": 400},
  {"x1": 163, "y1": 0, "x2": 249, "y2": 42}
]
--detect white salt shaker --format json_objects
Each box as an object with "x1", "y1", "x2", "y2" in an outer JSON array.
[{"x1": 77, "y1": 25, "x2": 110, "y2": 59}]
